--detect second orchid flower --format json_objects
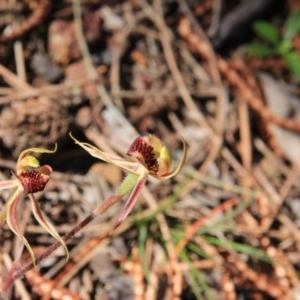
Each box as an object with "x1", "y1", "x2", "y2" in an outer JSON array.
[
  {"x1": 70, "y1": 134, "x2": 187, "y2": 230},
  {"x1": 0, "y1": 146, "x2": 69, "y2": 264}
]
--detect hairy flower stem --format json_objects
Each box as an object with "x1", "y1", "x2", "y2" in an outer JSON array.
[
  {"x1": 2, "y1": 192, "x2": 127, "y2": 292},
  {"x1": 94, "y1": 173, "x2": 138, "y2": 215}
]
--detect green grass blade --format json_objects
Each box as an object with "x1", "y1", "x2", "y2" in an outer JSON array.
[
  {"x1": 202, "y1": 235, "x2": 271, "y2": 263},
  {"x1": 245, "y1": 43, "x2": 277, "y2": 57},
  {"x1": 284, "y1": 51, "x2": 300, "y2": 81},
  {"x1": 198, "y1": 198, "x2": 253, "y2": 235},
  {"x1": 284, "y1": 9, "x2": 300, "y2": 41},
  {"x1": 180, "y1": 249, "x2": 214, "y2": 300}
]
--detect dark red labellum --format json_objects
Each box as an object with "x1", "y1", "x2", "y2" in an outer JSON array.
[
  {"x1": 127, "y1": 137, "x2": 158, "y2": 174},
  {"x1": 17, "y1": 165, "x2": 52, "y2": 194}
]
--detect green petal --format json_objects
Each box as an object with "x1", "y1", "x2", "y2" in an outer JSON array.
[
  {"x1": 17, "y1": 144, "x2": 57, "y2": 171},
  {"x1": 18, "y1": 144, "x2": 57, "y2": 163},
  {"x1": 18, "y1": 156, "x2": 40, "y2": 169},
  {"x1": 158, "y1": 135, "x2": 187, "y2": 179},
  {"x1": 157, "y1": 146, "x2": 172, "y2": 176},
  {"x1": 29, "y1": 194, "x2": 69, "y2": 261},
  {"x1": 6, "y1": 186, "x2": 36, "y2": 264}
]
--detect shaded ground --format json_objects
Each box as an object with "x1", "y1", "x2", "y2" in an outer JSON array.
[{"x1": 1, "y1": 0, "x2": 300, "y2": 299}]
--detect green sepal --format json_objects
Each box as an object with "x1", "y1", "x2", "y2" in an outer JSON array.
[{"x1": 17, "y1": 144, "x2": 57, "y2": 173}]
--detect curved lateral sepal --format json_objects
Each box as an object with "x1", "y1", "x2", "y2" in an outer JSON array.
[
  {"x1": 29, "y1": 194, "x2": 69, "y2": 261},
  {"x1": 113, "y1": 172, "x2": 147, "y2": 231},
  {"x1": 6, "y1": 186, "x2": 36, "y2": 264}
]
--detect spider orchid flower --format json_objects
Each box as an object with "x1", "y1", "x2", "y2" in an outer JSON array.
[
  {"x1": 70, "y1": 134, "x2": 187, "y2": 230},
  {"x1": 0, "y1": 145, "x2": 69, "y2": 264}
]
